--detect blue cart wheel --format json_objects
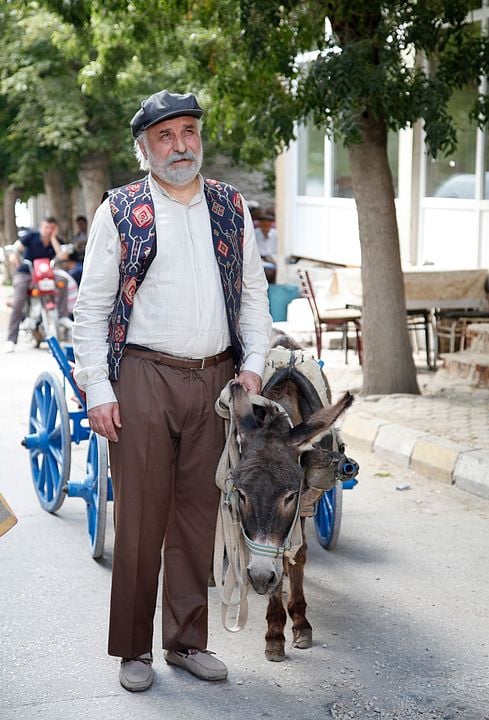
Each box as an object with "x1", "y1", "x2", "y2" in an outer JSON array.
[
  {"x1": 85, "y1": 432, "x2": 108, "y2": 559},
  {"x1": 314, "y1": 481, "x2": 343, "y2": 550},
  {"x1": 24, "y1": 371, "x2": 71, "y2": 513}
]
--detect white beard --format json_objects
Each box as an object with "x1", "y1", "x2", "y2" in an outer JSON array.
[{"x1": 147, "y1": 148, "x2": 203, "y2": 186}]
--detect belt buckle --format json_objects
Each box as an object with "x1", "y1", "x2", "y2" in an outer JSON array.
[{"x1": 199, "y1": 357, "x2": 206, "y2": 370}]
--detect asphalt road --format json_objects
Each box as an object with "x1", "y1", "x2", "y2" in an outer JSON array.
[{"x1": 1, "y1": 340, "x2": 488, "y2": 720}]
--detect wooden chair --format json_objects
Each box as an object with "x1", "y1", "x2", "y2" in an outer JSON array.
[{"x1": 297, "y1": 269, "x2": 363, "y2": 364}]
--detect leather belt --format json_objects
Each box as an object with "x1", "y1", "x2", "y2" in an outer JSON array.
[{"x1": 125, "y1": 345, "x2": 233, "y2": 370}]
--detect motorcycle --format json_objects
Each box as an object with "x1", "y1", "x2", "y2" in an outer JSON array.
[{"x1": 20, "y1": 258, "x2": 70, "y2": 346}]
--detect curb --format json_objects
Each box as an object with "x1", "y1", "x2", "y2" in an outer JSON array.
[{"x1": 341, "y1": 412, "x2": 489, "y2": 501}]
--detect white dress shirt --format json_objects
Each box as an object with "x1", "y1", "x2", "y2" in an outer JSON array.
[{"x1": 73, "y1": 175, "x2": 272, "y2": 410}]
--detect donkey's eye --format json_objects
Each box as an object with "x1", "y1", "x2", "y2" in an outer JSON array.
[{"x1": 284, "y1": 491, "x2": 299, "y2": 506}]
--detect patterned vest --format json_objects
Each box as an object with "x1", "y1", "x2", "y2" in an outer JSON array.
[{"x1": 106, "y1": 175, "x2": 244, "y2": 381}]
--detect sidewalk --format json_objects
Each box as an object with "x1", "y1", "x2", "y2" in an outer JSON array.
[{"x1": 321, "y1": 349, "x2": 489, "y2": 501}]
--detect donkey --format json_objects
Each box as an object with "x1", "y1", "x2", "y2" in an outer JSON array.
[{"x1": 228, "y1": 337, "x2": 354, "y2": 661}]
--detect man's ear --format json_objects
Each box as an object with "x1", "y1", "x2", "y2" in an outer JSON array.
[{"x1": 138, "y1": 139, "x2": 148, "y2": 159}]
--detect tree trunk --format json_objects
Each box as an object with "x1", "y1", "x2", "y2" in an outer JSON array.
[
  {"x1": 43, "y1": 168, "x2": 72, "y2": 241},
  {"x1": 348, "y1": 114, "x2": 420, "y2": 395},
  {"x1": 4, "y1": 184, "x2": 18, "y2": 246},
  {"x1": 78, "y1": 154, "x2": 110, "y2": 227},
  {"x1": 70, "y1": 186, "x2": 86, "y2": 228}
]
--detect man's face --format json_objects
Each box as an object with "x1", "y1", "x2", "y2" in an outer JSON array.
[
  {"x1": 40, "y1": 220, "x2": 57, "y2": 243},
  {"x1": 260, "y1": 220, "x2": 274, "y2": 235},
  {"x1": 140, "y1": 115, "x2": 203, "y2": 186}
]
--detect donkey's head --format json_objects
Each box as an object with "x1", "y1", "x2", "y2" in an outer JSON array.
[{"x1": 230, "y1": 383, "x2": 353, "y2": 595}]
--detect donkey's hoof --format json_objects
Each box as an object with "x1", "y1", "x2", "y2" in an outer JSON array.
[
  {"x1": 292, "y1": 628, "x2": 312, "y2": 649},
  {"x1": 265, "y1": 648, "x2": 286, "y2": 662}
]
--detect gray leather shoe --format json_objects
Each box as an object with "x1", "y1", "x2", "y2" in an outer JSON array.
[
  {"x1": 119, "y1": 652, "x2": 153, "y2": 692},
  {"x1": 164, "y1": 648, "x2": 227, "y2": 681}
]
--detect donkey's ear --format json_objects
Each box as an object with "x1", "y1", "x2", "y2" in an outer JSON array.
[
  {"x1": 289, "y1": 392, "x2": 353, "y2": 453},
  {"x1": 230, "y1": 382, "x2": 258, "y2": 442}
]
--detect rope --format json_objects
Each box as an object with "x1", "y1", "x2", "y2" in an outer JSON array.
[{"x1": 213, "y1": 384, "x2": 248, "y2": 631}]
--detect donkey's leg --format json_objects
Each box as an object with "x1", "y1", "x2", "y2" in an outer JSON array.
[
  {"x1": 265, "y1": 580, "x2": 287, "y2": 661},
  {"x1": 287, "y1": 533, "x2": 313, "y2": 649}
]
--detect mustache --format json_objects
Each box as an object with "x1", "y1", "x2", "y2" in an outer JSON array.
[{"x1": 166, "y1": 150, "x2": 197, "y2": 164}]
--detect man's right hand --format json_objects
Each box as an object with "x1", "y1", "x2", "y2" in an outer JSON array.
[{"x1": 87, "y1": 401, "x2": 122, "y2": 442}]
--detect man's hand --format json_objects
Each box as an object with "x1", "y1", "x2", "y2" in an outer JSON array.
[
  {"x1": 87, "y1": 401, "x2": 122, "y2": 442},
  {"x1": 47, "y1": 222, "x2": 59, "y2": 240},
  {"x1": 235, "y1": 370, "x2": 262, "y2": 395}
]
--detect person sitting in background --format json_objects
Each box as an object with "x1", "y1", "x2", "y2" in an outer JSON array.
[
  {"x1": 4, "y1": 216, "x2": 72, "y2": 353},
  {"x1": 73, "y1": 215, "x2": 88, "y2": 258},
  {"x1": 61, "y1": 246, "x2": 84, "y2": 286},
  {"x1": 254, "y1": 207, "x2": 278, "y2": 284}
]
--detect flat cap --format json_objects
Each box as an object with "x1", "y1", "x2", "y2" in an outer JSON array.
[{"x1": 130, "y1": 90, "x2": 203, "y2": 138}]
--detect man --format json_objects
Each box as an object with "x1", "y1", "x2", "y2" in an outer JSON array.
[
  {"x1": 72, "y1": 215, "x2": 88, "y2": 258},
  {"x1": 66, "y1": 215, "x2": 88, "y2": 285},
  {"x1": 73, "y1": 90, "x2": 272, "y2": 691},
  {"x1": 5, "y1": 217, "x2": 71, "y2": 353},
  {"x1": 254, "y1": 207, "x2": 278, "y2": 284}
]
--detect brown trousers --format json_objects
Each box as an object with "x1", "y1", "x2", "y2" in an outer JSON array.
[{"x1": 108, "y1": 351, "x2": 234, "y2": 659}]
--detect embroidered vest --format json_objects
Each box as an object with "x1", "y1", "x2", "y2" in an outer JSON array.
[{"x1": 106, "y1": 175, "x2": 244, "y2": 381}]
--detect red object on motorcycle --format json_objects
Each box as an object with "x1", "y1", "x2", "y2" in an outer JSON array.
[{"x1": 31, "y1": 258, "x2": 56, "y2": 295}]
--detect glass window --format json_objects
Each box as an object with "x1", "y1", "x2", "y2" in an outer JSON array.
[
  {"x1": 332, "y1": 142, "x2": 352, "y2": 198},
  {"x1": 297, "y1": 124, "x2": 325, "y2": 196},
  {"x1": 426, "y1": 85, "x2": 478, "y2": 198},
  {"x1": 332, "y1": 131, "x2": 399, "y2": 198}
]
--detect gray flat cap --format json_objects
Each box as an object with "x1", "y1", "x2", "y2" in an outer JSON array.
[{"x1": 130, "y1": 90, "x2": 203, "y2": 138}]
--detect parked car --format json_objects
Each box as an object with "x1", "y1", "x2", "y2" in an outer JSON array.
[{"x1": 433, "y1": 172, "x2": 489, "y2": 199}]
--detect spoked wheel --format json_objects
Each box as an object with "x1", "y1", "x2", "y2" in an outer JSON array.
[
  {"x1": 23, "y1": 371, "x2": 71, "y2": 512},
  {"x1": 314, "y1": 481, "x2": 343, "y2": 550},
  {"x1": 85, "y1": 432, "x2": 108, "y2": 559}
]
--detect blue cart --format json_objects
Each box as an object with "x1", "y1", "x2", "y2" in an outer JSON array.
[{"x1": 22, "y1": 336, "x2": 112, "y2": 558}]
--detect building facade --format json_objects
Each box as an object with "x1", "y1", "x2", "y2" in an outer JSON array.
[{"x1": 276, "y1": 3, "x2": 489, "y2": 275}]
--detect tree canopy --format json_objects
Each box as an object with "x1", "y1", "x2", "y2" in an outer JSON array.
[{"x1": 2, "y1": 1, "x2": 487, "y2": 194}]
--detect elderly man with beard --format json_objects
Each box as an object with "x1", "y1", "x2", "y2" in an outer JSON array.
[{"x1": 72, "y1": 90, "x2": 271, "y2": 691}]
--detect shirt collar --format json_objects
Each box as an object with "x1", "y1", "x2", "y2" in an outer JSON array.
[{"x1": 148, "y1": 173, "x2": 203, "y2": 206}]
